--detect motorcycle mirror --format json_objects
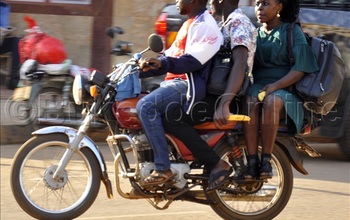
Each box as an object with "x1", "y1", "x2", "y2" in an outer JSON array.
[
  {"x1": 105, "y1": 26, "x2": 124, "y2": 38},
  {"x1": 148, "y1": 34, "x2": 163, "y2": 53}
]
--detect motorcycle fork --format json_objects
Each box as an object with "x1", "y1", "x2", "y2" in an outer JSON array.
[
  {"x1": 26, "y1": 80, "x2": 42, "y2": 106},
  {"x1": 52, "y1": 114, "x2": 93, "y2": 180},
  {"x1": 60, "y1": 77, "x2": 73, "y2": 109}
]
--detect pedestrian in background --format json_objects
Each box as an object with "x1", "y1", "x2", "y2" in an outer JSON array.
[{"x1": 0, "y1": 1, "x2": 20, "y2": 90}]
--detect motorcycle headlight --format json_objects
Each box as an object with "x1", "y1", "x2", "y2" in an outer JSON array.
[{"x1": 73, "y1": 74, "x2": 91, "y2": 105}]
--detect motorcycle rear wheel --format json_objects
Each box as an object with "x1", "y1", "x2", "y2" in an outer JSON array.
[
  {"x1": 10, "y1": 134, "x2": 101, "y2": 220},
  {"x1": 206, "y1": 144, "x2": 293, "y2": 220},
  {"x1": 4, "y1": 87, "x2": 81, "y2": 128},
  {"x1": 33, "y1": 87, "x2": 82, "y2": 129}
]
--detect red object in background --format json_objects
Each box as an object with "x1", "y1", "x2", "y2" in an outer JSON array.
[
  {"x1": 154, "y1": 12, "x2": 168, "y2": 49},
  {"x1": 19, "y1": 16, "x2": 67, "y2": 64}
]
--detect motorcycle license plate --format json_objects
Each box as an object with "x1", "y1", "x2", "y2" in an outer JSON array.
[{"x1": 12, "y1": 86, "x2": 31, "y2": 101}]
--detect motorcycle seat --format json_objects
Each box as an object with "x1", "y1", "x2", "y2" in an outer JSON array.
[
  {"x1": 193, "y1": 114, "x2": 250, "y2": 130},
  {"x1": 37, "y1": 59, "x2": 72, "y2": 76}
]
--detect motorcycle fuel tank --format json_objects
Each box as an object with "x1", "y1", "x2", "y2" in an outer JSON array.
[{"x1": 113, "y1": 97, "x2": 142, "y2": 130}]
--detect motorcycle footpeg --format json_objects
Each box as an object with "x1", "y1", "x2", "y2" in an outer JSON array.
[
  {"x1": 128, "y1": 188, "x2": 152, "y2": 199},
  {"x1": 297, "y1": 141, "x2": 322, "y2": 158},
  {"x1": 140, "y1": 177, "x2": 177, "y2": 191}
]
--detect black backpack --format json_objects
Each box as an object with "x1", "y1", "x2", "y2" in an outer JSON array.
[{"x1": 287, "y1": 22, "x2": 346, "y2": 115}]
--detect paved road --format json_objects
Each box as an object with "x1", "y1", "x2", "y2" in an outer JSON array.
[{"x1": 1, "y1": 142, "x2": 349, "y2": 220}]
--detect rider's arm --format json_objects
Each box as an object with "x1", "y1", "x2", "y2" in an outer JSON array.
[
  {"x1": 138, "y1": 53, "x2": 202, "y2": 78},
  {"x1": 159, "y1": 54, "x2": 202, "y2": 74}
]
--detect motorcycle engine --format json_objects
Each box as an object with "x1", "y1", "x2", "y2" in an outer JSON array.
[
  {"x1": 133, "y1": 133, "x2": 154, "y2": 162},
  {"x1": 139, "y1": 162, "x2": 190, "y2": 189},
  {"x1": 133, "y1": 133, "x2": 190, "y2": 188}
]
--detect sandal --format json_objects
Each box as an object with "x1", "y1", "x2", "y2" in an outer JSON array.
[
  {"x1": 141, "y1": 169, "x2": 175, "y2": 187},
  {"x1": 244, "y1": 155, "x2": 259, "y2": 181},
  {"x1": 259, "y1": 154, "x2": 273, "y2": 179},
  {"x1": 206, "y1": 161, "x2": 233, "y2": 192}
]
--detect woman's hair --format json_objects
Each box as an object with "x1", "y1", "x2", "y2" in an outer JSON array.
[{"x1": 278, "y1": 0, "x2": 300, "y2": 23}]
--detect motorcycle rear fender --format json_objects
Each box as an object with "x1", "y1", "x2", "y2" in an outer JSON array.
[
  {"x1": 28, "y1": 78, "x2": 72, "y2": 103},
  {"x1": 32, "y1": 126, "x2": 111, "y2": 186},
  {"x1": 275, "y1": 136, "x2": 308, "y2": 175}
]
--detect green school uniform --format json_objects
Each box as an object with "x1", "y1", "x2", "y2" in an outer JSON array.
[{"x1": 249, "y1": 22, "x2": 319, "y2": 133}]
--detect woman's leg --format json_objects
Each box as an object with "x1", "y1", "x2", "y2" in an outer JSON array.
[
  {"x1": 259, "y1": 94, "x2": 285, "y2": 178},
  {"x1": 243, "y1": 96, "x2": 261, "y2": 180},
  {"x1": 260, "y1": 95, "x2": 284, "y2": 154},
  {"x1": 243, "y1": 96, "x2": 261, "y2": 155}
]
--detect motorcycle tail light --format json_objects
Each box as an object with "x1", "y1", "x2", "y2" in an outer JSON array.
[
  {"x1": 154, "y1": 13, "x2": 167, "y2": 49},
  {"x1": 155, "y1": 13, "x2": 167, "y2": 36}
]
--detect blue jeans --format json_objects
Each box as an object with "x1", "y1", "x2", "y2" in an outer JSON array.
[{"x1": 136, "y1": 79, "x2": 187, "y2": 171}]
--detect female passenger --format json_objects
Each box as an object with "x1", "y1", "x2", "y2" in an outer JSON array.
[{"x1": 243, "y1": 0, "x2": 319, "y2": 180}]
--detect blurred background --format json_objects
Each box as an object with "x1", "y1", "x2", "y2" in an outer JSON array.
[{"x1": 6, "y1": 0, "x2": 253, "y2": 73}]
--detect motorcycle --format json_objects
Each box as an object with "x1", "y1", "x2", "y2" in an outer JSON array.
[
  {"x1": 5, "y1": 59, "x2": 82, "y2": 126},
  {"x1": 4, "y1": 25, "x2": 133, "y2": 128},
  {"x1": 10, "y1": 34, "x2": 321, "y2": 220}
]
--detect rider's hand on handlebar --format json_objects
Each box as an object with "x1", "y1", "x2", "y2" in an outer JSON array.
[{"x1": 139, "y1": 57, "x2": 161, "y2": 71}]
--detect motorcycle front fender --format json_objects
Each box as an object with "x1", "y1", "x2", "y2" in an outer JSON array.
[
  {"x1": 275, "y1": 136, "x2": 308, "y2": 175},
  {"x1": 32, "y1": 126, "x2": 109, "y2": 180},
  {"x1": 32, "y1": 126, "x2": 113, "y2": 198}
]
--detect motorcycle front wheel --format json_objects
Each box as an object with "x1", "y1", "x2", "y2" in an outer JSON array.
[
  {"x1": 206, "y1": 143, "x2": 293, "y2": 220},
  {"x1": 10, "y1": 134, "x2": 101, "y2": 220}
]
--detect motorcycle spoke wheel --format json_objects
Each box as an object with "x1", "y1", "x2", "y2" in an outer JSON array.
[
  {"x1": 37, "y1": 90, "x2": 75, "y2": 116},
  {"x1": 34, "y1": 88, "x2": 81, "y2": 129},
  {"x1": 207, "y1": 145, "x2": 293, "y2": 220},
  {"x1": 11, "y1": 134, "x2": 101, "y2": 219}
]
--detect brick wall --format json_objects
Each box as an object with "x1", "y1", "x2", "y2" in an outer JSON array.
[
  {"x1": 9, "y1": 0, "x2": 252, "y2": 71},
  {"x1": 9, "y1": 0, "x2": 173, "y2": 71},
  {"x1": 111, "y1": 0, "x2": 174, "y2": 65}
]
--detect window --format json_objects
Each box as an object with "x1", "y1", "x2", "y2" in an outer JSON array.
[
  {"x1": 9, "y1": 0, "x2": 98, "y2": 16},
  {"x1": 50, "y1": 0, "x2": 91, "y2": 4},
  {"x1": 8, "y1": 0, "x2": 91, "y2": 4},
  {"x1": 300, "y1": 0, "x2": 350, "y2": 5},
  {"x1": 9, "y1": 0, "x2": 45, "y2": 2},
  {"x1": 300, "y1": 0, "x2": 350, "y2": 10}
]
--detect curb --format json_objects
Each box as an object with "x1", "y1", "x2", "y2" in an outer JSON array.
[{"x1": 0, "y1": 125, "x2": 33, "y2": 145}]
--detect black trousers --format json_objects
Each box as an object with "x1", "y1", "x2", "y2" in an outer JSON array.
[
  {"x1": 162, "y1": 95, "x2": 221, "y2": 171},
  {"x1": 0, "y1": 36, "x2": 20, "y2": 89}
]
